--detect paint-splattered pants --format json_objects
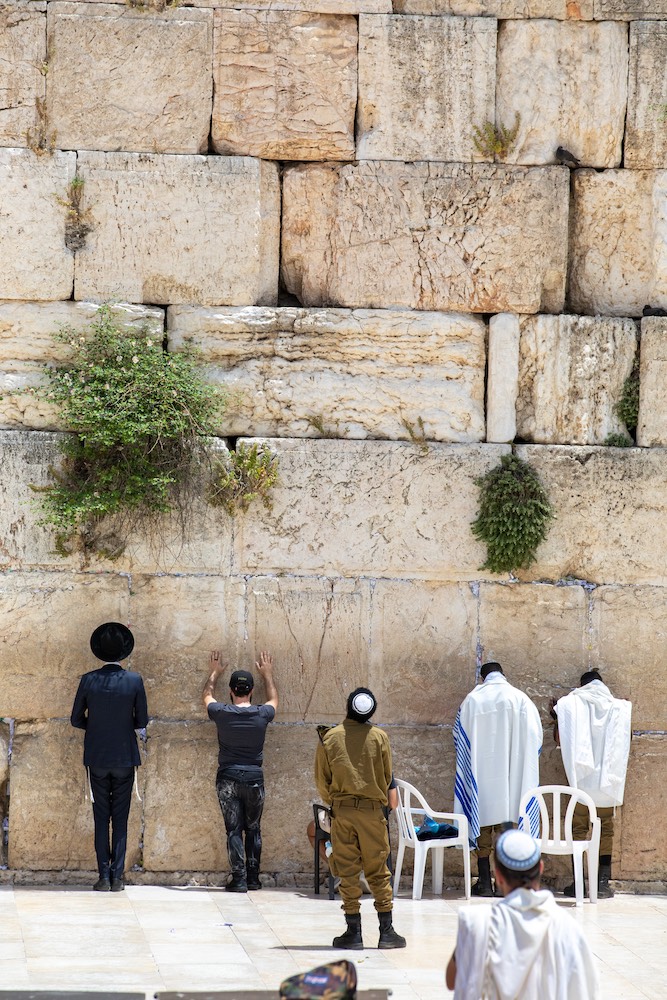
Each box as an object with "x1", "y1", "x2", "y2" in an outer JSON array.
[{"x1": 216, "y1": 772, "x2": 265, "y2": 878}]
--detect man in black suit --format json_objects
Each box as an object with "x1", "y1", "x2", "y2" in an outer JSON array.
[{"x1": 71, "y1": 622, "x2": 148, "y2": 892}]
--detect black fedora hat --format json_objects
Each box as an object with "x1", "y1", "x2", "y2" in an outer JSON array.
[{"x1": 90, "y1": 622, "x2": 134, "y2": 662}]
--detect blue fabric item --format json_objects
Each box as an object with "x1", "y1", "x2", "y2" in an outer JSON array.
[
  {"x1": 453, "y1": 709, "x2": 480, "y2": 845},
  {"x1": 415, "y1": 815, "x2": 459, "y2": 841}
]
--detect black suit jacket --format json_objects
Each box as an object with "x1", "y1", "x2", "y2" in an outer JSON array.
[{"x1": 70, "y1": 663, "x2": 149, "y2": 768}]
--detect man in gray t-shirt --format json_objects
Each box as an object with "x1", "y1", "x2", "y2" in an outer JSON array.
[{"x1": 203, "y1": 650, "x2": 278, "y2": 892}]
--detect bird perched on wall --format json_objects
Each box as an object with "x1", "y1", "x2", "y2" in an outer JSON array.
[
  {"x1": 643, "y1": 305, "x2": 667, "y2": 317},
  {"x1": 555, "y1": 146, "x2": 581, "y2": 168}
]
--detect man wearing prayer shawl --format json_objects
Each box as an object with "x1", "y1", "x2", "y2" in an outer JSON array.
[
  {"x1": 453, "y1": 662, "x2": 542, "y2": 895},
  {"x1": 446, "y1": 829, "x2": 599, "y2": 999},
  {"x1": 552, "y1": 669, "x2": 632, "y2": 898}
]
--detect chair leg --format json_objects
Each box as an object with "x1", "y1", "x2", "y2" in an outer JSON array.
[
  {"x1": 393, "y1": 843, "x2": 405, "y2": 898},
  {"x1": 574, "y1": 852, "x2": 584, "y2": 907},
  {"x1": 413, "y1": 845, "x2": 426, "y2": 900},
  {"x1": 432, "y1": 847, "x2": 444, "y2": 895},
  {"x1": 588, "y1": 848, "x2": 599, "y2": 904}
]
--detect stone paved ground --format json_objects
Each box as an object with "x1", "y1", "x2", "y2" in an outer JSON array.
[{"x1": 0, "y1": 884, "x2": 666, "y2": 998}]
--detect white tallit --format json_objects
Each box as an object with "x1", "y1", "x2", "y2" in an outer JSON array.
[
  {"x1": 555, "y1": 680, "x2": 632, "y2": 807},
  {"x1": 453, "y1": 889, "x2": 599, "y2": 1000},
  {"x1": 454, "y1": 673, "x2": 543, "y2": 841}
]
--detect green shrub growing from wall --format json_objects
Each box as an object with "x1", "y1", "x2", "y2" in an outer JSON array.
[
  {"x1": 208, "y1": 442, "x2": 279, "y2": 516},
  {"x1": 615, "y1": 356, "x2": 640, "y2": 438},
  {"x1": 471, "y1": 453, "x2": 554, "y2": 574}
]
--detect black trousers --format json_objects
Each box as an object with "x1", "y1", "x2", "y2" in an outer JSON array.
[
  {"x1": 89, "y1": 766, "x2": 134, "y2": 879},
  {"x1": 216, "y1": 774, "x2": 265, "y2": 877}
]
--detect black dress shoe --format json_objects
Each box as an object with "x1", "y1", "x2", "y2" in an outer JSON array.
[
  {"x1": 93, "y1": 878, "x2": 111, "y2": 892},
  {"x1": 110, "y1": 878, "x2": 125, "y2": 892}
]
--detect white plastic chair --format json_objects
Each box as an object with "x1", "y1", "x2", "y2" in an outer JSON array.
[
  {"x1": 518, "y1": 785, "x2": 601, "y2": 906},
  {"x1": 393, "y1": 779, "x2": 471, "y2": 900}
]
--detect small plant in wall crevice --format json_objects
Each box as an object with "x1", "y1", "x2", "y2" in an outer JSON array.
[
  {"x1": 207, "y1": 441, "x2": 279, "y2": 516},
  {"x1": 614, "y1": 354, "x2": 640, "y2": 441},
  {"x1": 471, "y1": 453, "x2": 554, "y2": 574}
]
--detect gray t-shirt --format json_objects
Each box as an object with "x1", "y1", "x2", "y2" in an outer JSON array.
[{"x1": 207, "y1": 702, "x2": 275, "y2": 770}]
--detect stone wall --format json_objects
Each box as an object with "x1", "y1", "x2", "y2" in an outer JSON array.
[{"x1": 0, "y1": 0, "x2": 666, "y2": 888}]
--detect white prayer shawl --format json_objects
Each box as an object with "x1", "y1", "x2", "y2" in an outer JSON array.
[
  {"x1": 453, "y1": 888, "x2": 599, "y2": 1000},
  {"x1": 555, "y1": 680, "x2": 632, "y2": 807},
  {"x1": 454, "y1": 674, "x2": 543, "y2": 842}
]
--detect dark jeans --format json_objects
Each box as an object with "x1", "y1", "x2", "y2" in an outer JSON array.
[
  {"x1": 89, "y1": 766, "x2": 134, "y2": 879},
  {"x1": 216, "y1": 773, "x2": 265, "y2": 877}
]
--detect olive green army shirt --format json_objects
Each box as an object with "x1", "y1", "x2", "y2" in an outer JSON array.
[{"x1": 315, "y1": 718, "x2": 393, "y2": 807}]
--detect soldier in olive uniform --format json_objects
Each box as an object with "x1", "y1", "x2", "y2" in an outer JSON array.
[{"x1": 315, "y1": 688, "x2": 406, "y2": 950}]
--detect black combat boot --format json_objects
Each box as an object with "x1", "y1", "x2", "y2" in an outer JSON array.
[
  {"x1": 226, "y1": 871, "x2": 248, "y2": 892},
  {"x1": 377, "y1": 910, "x2": 406, "y2": 949},
  {"x1": 246, "y1": 864, "x2": 262, "y2": 891},
  {"x1": 472, "y1": 857, "x2": 494, "y2": 897},
  {"x1": 598, "y1": 857, "x2": 614, "y2": 898},
  {"x1": 332, "y1": 913, "x2": 363, "y2": 949}
]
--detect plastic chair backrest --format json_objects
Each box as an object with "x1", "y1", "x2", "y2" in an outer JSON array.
[{"x1": 519, "y1": 784, "x2": 598, "y2": 850}]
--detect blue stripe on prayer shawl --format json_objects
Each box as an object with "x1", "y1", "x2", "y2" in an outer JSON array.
[
  {"x1": 453, "y1": 711, "x2": 480, "y2": 845},
  {"x1": 518, "y1": 795, "x2": 542, "y2": 839}
]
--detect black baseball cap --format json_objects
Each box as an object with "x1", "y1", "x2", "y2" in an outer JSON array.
[{"x1": 230, "y1": 670, "x2": 254, "y2": 695}]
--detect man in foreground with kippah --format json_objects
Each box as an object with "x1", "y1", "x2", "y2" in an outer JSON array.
[
  {"x1": 203, "y1": 649, "x2": 278, "y2": 892},
  {"x1": 446, "y1": 829, "x2": 599, "y2": 999},
  {"x1": 315, "y1": 687, "x2": 406, "y2": 950}
]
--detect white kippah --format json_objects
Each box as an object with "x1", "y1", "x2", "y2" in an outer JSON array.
[
  {"x1": 352, "y1": 692, "x2": 375, "y2": 716},
  {"x1": 495, "y1": 830, "x2": 541, "y2": 871}
]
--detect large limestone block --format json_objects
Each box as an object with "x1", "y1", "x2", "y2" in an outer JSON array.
[
  {"x1": 516, "y1": 315, "x2": 638, "y2": 445},
  {"x1": 236, "y1": 439, "x2": 510, "y2": 579},
  {"x1": 590, "y1": 586, "x2": 666, "y2": 731},
  {"x1": 638, "y1": 317, "x2": 667, "y2": 447},
  {"x1": 129, "y1": 575, "x2": 246, "y2": 720},
  {"x1": 209, "y1": 0, "x2": 389, "y2": 8},
  {"x1": 167, "y1": 306, "x2": 486, "y2": 443},
  {"x1": 282, "y1": 162, "x2": 569, "y2": 314},
  {"x1": 619, "y1": 736, "x2": 667, "y2": 879},
  {"x1": 0, "y1": 572, "x2": 130, "y2": 720},
  {"x1": 0, "y1": 3, "x2": 46, "y2": 148},
  {"x1": 0, "y1": 430, "x2": 234, "y2": 575},
  {"x1": 357, "y1": 15, "x2": 496, "y2": 162},
  {"x1": 46, "y1": 3, "x2": 212, "y2": 154},
  {"x1": 626, "y1": 24, "x2": 667, "y2": 170},
  {"x1": 486, "y1": 313, "x2": 519, "y2": 444},
  {"x1": 0, "y1": 149, "x2": 75, "y2": 301},
  {"x1": 368, "y1": 581, "x2": 477, "y2": 726},
  {"x1": 393, "y1": 0, "x2": 593, "y2": 15},
  {"x1": 479, "y1": 582, "x2": 589, "y2": 717},
  {"x1": 8, "y1": 720, "x2": 143, "y2": 870},
  {"x1": 497, "y1": 21, "x2": 627, "y2": 167},
  {"x1": 74, "y1": 152, "x2": 281, "y2": 307},
  {"x1": 594, "y1": 0, "x2": 667, "y2": 19},
  {"x1": 0, "y1": 302, "x2": 164, "y2": 430},
  {"x1": 514, "y1": 444, "x2": 667, "y2": 586},
  {"x1": 212, "y1": 11, "x2": 356, "y2": 161},
  {"x1": 569, "y1": 170, "x2": 667, "y2": 317}
]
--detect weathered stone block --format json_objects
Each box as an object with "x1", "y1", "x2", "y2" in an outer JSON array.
[
  {"x1": 0, "y1": 150, "x2": 75, "y2": 301},
  {"x1": 129, "y1": 575, "x2": 246, "y2": 720},
  {"x1": 514, "y1": 444, "x2": 667, "y2": 586},
  {"x1": 212, "y1": 11, "x2": 356, "y2": 161},
  {"x1": 282, "y1": 162, "x2": 568, "y2": 314},
  {"x1": 357, "y1": 15, "x2": 496, "y2": 162},
  {"x1": 497, "y1": 21, "x2": 627, "y2": 167},
  {"x1": 638, "y1": 317, "x2": 667, "y2": 447},
  {"x1": 8, "y1": 720, "x2": 143, "y2": 870},
  {"x1": 74, "y1": 152, "x2": 281, "y2": 307},
  {"x1": 209, "y1": 0, "x2": 390, "y2": 9},
  {"x1": 626, "y1": 24, "x2": 667, "y2": 170},
  {"x1": 46, "y1": 3, "x2": 212, "y2": 154},
  {"x1": 236, "y1": 439, "x2": 510, "y2": 579},
  {"x1": 393, "y1": 0, "x2": 593, "y2": 16},
  {"x1": 0, "y1": 573, "x2": 130, "y2": 720},
  {"x1": 0, "y1": 430, "x2": 234, "y2": 575},
  {"x1": 167, "y1": 306, "x2": 486, "y2": 443},
  {"x1": 516, "y1": 315, "x2": 638, "y2": 445},
  {"x1": 569, "y1": 170, "x2": 667, "y2": 317},
  {"x1": 486, "y1": 313, "x2": 519, "y2": 444},
  {"x1": 0, "y1": 2, "x2": 46, "y2": 148},
  {"x1": 594, "y1": 0, "x2": 667, "y2": 19},
  {"x1": 0, "y1": 720, "x2": 7, "y2": 867},
  {"x1": 479, "y1": 582, "x2": 589, "y2": 717},
  {"x1": 590, "y1": 586, "x2": 666, "y2": 731},
  {"x1": 0, "y1": 302, "x2": 164, "y2": 430},
  {"x1": 368, "y1": 581, "x2": 477, "y2": 726},
  {"x1": 618, "y1": 735, "x2": 667, "y2": 880}
]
